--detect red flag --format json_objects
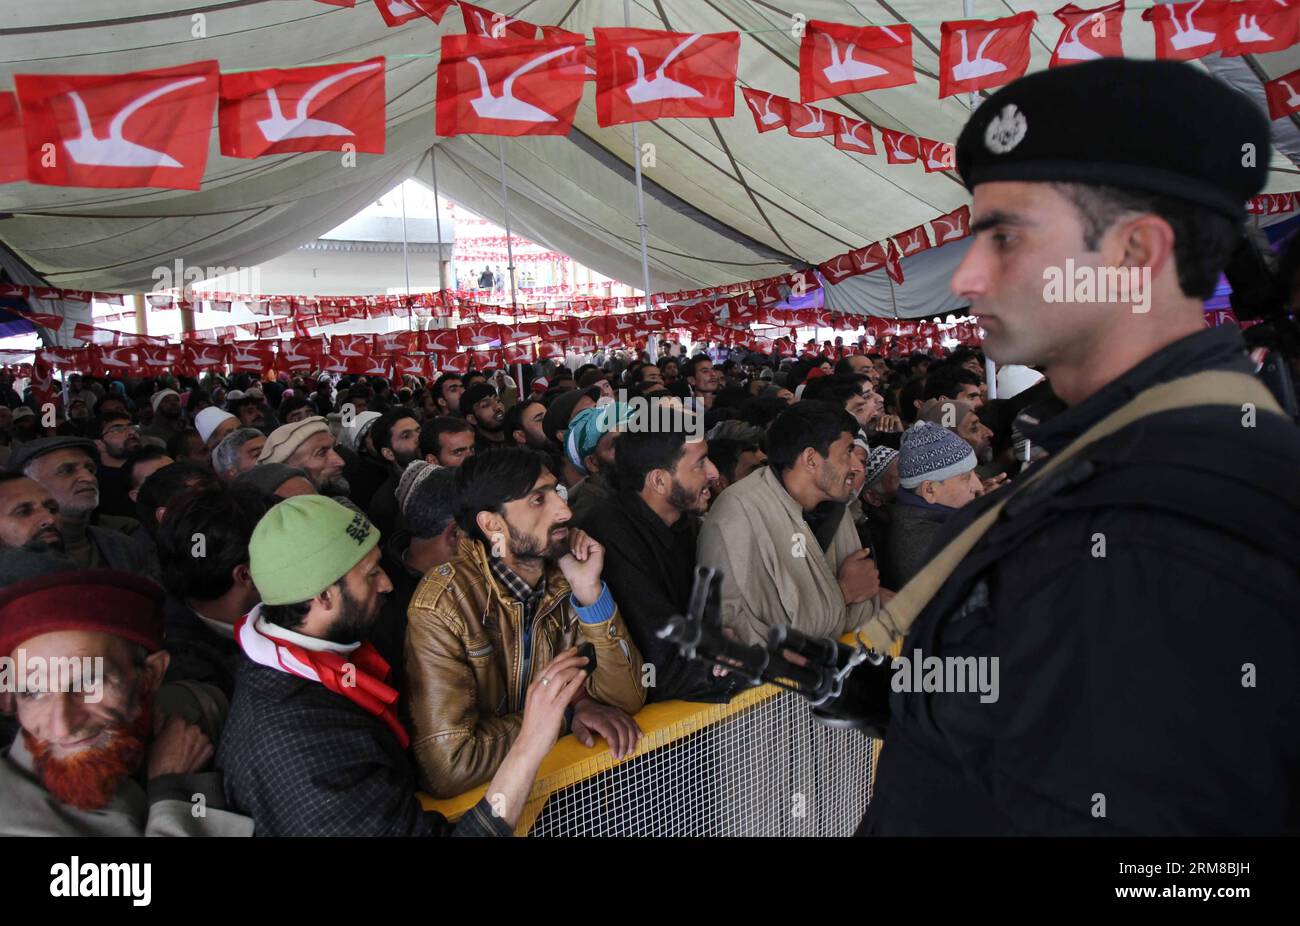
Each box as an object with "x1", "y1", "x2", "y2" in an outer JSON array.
[
  {"x1": 375, "y1": 0, "x2": 453, "y2": 27},
  {"x1": 30, "y1": 357, "x2": 57, "y2": 409},
  {"x1": 502, "y1": 343, "x2": 533, "y2": 364},
  {"x1": 184, "y1": 341, "x2": 231, "y2": 372},
  {"x1": 137, "y1": 343, "x2": 180, "y2": 375},
  {"x1": 786, "y1": 101, "x2": 834, "y2": 138},
  {"x1": 930, "y1": 205, "x2": 972, "y2": 246},
  {"x1": 885, "y1": 241, "x2": 904, "y2": 285},
  {"x1": 331, "y1": 332, "x2": 371, "y2": 357},
  {"x1": 280, "y1": 338, "x2": 323, "y2": 371},
  {"x1": 441, "y1": 351, "x2": 472, "y2": 374},
  {"x1": 0, "y1": 93, "x2": 26, "y2": 184},
  {"x1": 219, "y1": 58, "x2": 385, "y2": 157},
  {"x1": 800, "y1": 22, "x2": 915, "y2": 102},
  {"x1": 1142, "y1": 1, "x2": 1230, "y2": 61},
  {"x1": 534, "y1": 317, "x2": 575, "y2": 340},
  {"x1": 437, "y1": 34, "x2": 585, "y2": 137},
  {"x1": 892, "y1": 224, "x2": 932, "y2": 258},
  {"x1": 1222, "y1": 0, "x2": 1300, "y2": 56},
  {"x1": 1049, "y1": 2, "x2": 1126, "y2": 67},
  {"x1": 540, "y1": 26, "x2": 596, "y2": 80},
  {"x1": 741, "y1": 88, "x2": 790, "y2": 132},
  {"x1": 456, "y1": 321, "x2": 501, "y2": 347},
  {"x1": 938, "y1": 12, "x2": 1037, "y2": 98},
  {"x1": 594, "y1": 28, "x2": 740, "y2": 127},
  {"x1": 879, "y1": 127, "x2": 918, "y2": 164},
  {"x1": 419, "y1": 329, "x2": 459, "y2": 353},
  {"x1": 392, "y1": 354, "x2": 431, "y2": 379},
  {"x1": 230, "y1": 341, "x2": 275, "y2": 375},
  {"x1": 819, "y1": 251, "x2": 862, "y2": 285},
  {"x1": 17, "y1": 61, "x2": 219, "y2": 190},
  {"x1": 571, "y1": 316, "x2": 604, "y2": 339},
  {"x1": 833, "y1": 115, "x2": 876, "y2": 155},
  {"x1": 373, "y1": 331, "x2": 412, "y2": 354},
  {"x1": 536, "y1": 339, "x2": 566, "y2": 360},
  {"x1": 1266, "y1": 67, "x2": 1300, "y2": 119},
  {"x1": 92, "y1": 345, "x2": 139, "y2": 377},
  {"x1": 19, "y1": 309, "x2": 65, "y2": 331},
  {"x1": 457, "y1": 2, "x2": 538, "y2": 39},
  {"x1": 918, "y1": 137, "x2": 955, "y2": 173}
]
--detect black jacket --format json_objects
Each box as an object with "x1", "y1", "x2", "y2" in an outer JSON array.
[
  {"x1": 575, "y1": 490, "x2": 740, "y2": 703},
  {"x1": 866, "y1": 326, "x2": 1300, "y2": 836},
  {"x1": 162, "y1": 596, "x2": 240, "y2": 698},
  {"x1": 217, "y1": 658, "x2": 509, "y2": 837}
]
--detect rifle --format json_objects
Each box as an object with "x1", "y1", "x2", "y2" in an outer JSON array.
[{"x1": 657, "y1": 566, "x2": 894, "y2": 740}]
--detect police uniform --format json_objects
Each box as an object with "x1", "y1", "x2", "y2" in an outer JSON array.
[{"x1": 862, "y1": 60, "x2": 1300, "y2": 835}]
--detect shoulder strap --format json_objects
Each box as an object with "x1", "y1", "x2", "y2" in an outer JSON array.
[{"x1": 857, "y1": 370, "x2": 1285, "y2": 649}]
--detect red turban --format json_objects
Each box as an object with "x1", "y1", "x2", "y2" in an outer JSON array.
[{"x1": 0, "y1": 570, "x2": 165, "y2": 657}]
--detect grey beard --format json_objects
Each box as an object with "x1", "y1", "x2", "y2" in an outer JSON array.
[
  {"x1": 322, "y1": 475, "x2": 351, "y2": 497},
  {"x1": 21, "y1": 535, "x2": 65, "y2": 554}
]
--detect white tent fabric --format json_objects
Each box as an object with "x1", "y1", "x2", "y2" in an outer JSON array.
[{"x1": 1, "y1": 0, "x2": 1298, "y2": 318}]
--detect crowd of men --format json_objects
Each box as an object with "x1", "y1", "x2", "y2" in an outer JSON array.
[{"x1": 1, "y1": 58, "x2": 1297, "y2": 838}]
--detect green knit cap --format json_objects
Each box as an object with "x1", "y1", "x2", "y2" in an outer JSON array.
[{"x1": 249, "y1": 495, "x2": 379, "y2": 605}]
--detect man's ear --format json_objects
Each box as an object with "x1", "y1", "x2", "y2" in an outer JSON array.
[
  {"x1": 142, "y1": 650, "x2": 170, "y2": 697},
  {"x1": 442, "y1": 520, "x2": 461, "y2": 548},
  {"x1": 128, "y1": 488, "x2": 140, "y2": 503},
  {"x1": 380, "y1": 447, "x2": 396, "y2": 465},
  {"x1": 232, "y1": 563, "x2": 253, "y2": 588},
  {"x1": 94, "y1": 438, "x2": 108, "y2": 456},
  {"x1": 645, "y1": 467, "x2": 669, "y2": 497},
  {"x1": 1115, "y1": 213, "x2": 1175, "y2": 281},
  {"x1": 511, "y1": 429, "x2": 525, "y2": 446},
  {"x1": 154, "y1": 506, "x2": 168, "y2": 528},
  {"x1": 475, "y1": 510, "x2": 501, "y2": 545}
]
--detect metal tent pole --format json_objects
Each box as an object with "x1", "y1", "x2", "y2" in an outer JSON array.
[{"x1": 625, "y1": 0, "x2": 655, "y2": 315}]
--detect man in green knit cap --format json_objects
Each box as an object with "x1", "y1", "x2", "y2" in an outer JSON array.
[{"x1": 215, "y1": 494, "x2": 591, "y2": 836}]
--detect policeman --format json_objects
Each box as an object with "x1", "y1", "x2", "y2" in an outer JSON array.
[{"x1": 857, "y1": 58, "x2": 1300, "y2": 835}]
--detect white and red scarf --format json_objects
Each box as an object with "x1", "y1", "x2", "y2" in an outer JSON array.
[{"x1": 236, "y1": 609, "x2": 409, "y2": 748}]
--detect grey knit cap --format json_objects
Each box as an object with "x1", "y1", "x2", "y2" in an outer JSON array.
[
  {"x1": 396, "y1": 460, "x2": 440, "y2": 515},
  {"x1": 898, "y1": 422, "x2": 976, "y2": 489}
]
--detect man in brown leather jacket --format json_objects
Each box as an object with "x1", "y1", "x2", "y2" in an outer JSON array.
[{"x1": 405, "y1": 447, "x2": 645, "y2": 799}]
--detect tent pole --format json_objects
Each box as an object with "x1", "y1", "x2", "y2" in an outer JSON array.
[
  {"x1": 961, "y1": 0, "x2": 997, "y2": 397},
  {"x1": 430, "y1": 147, "x2": 446, "y2": 294},
  {"x1": 497, "y1": 137, "x2": 517, "y2": 311},
  {"x1": 401, "y1": 179, "x2": 412, "y2": 334},
  {"x1": 624, "y1": 0, "x2": 655, "y2": 316}
]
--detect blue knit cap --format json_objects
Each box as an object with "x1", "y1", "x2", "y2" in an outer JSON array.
[
  {"x1": 565, "y1": 402, "x2": 630, "y2": 474},
  {"x1": 898, "y1": 422, "x2": 976, "y2": 489}
]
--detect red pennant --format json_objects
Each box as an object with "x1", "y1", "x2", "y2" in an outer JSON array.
[
  {"x1": 419, "y1": 329, "x2": 459, "y2": 353},
  {"x1": 539, "y1": 26, "x2": 597, "y2": 81},
  {"x1": 17, "y1": 60, "x2": 219, "y2": 190},
  {"x1": 786, "y1": 101, "x2": 834, "y2": 138},
  {"x1": 441, "y1": 351, "x2": 472, "y2": 374},
  {"x1": 819, "y1": 252, "x2": 862, "y2": 285},
  {"x1": 457, "y1": 2, "x2": 538, "y2": 40},
  {"x1": 331, "y1": 332, "x2": 372, "y2": 357},
  {"x1": 800, "y1": 22, "x2": 915, "y2": 102},
  {"x1": 1049, "y1": 2, "x2": 1126, "y2": 67},
  {"x1": 279, "y1": 338, "x2": 323, "y2": 371},
  {"x1": 833, "y1": 115, "x2": 876, "y2": 155},
  {"x1": 938, "y1": 12, "x2": 1037, "y2": 98},
  {"x1": 918, "y1": 137, "x2": 955, "y2": 173},
  {"x1": 30, "y1": 358, "x2": 57, "y2": 408},
  {"x1": 930, "y1": 205, "x2": 972, "y2": 246},
  {"x1": 0, "y1": 93, "x2": 26, "y2": 184},
  {"x1": 230, "y1": 341, "x2": 275, "y2": 375},
  {"x1": 437, "y1": 34, "x2": 585, "y2": 137},
  {"x1": 594, "y1": 28, "x2": 740, "y2": 127},
  {"x1": 1222, "y1": 0, "x2": 1300, "y2": 56},
  {"x1": 137, "y1": 343, "x2": 180, "y2": 374},
  {"x1": 375, "y1": 0, "x2": 452, "y2": 27},
  {"x1": 219, "y1": 57, "x2": 385, "y2": 158},
  {"x1": 884, "y1": 241, "x2": 904, "y2": 285},
  {"x1": 456, "y1": 321, "x2": 501, "y2": 347},
  {"x1": 184, "y1": 341, "x2": 231, "y2": 372},
  {"x1": 92, "y1": 345, "x2": 139, "y2": 377},
  {"x1": 878, "y1": 127, "x2": 918, "y2": 164},
  {"x1": 1142, "y1": 1, "x2": 1230, "y2": 61},
  {"x1": 534, "y1": 317, "x2": 574, "y2": 340},
  {"x1": 892, "y1": 224, "x2": 932, "y2": 258},
  {"x1": 741, "y1": 88, "x2": 790, "y2": 132}
]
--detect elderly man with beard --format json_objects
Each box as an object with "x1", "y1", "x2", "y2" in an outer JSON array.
[
  {"x1": 217, "y1": 495, "x2": 586, "y2": 836},
  {"x1": 91, "y1": 411, "x2": 143, "y2": 520},
  {"x1": 256, "y1": 416, "x2": 349, "y2": 500},
  {"x1": 0, "y1": 473, "x2": 64, "y2": 554},
  {"x1": 573, "y1": 405, "x2": 741, "y2": 704},
  {"x1": 405, "y1": 447, "x2": 645, "y2": 799},
  {"x1": 698, "y1": 401, "x2": 886, "y2": 647},
  {"x1": 365, "y1": 408, "x2": 422, "y2": 538},
  {"x1": 9, "y1": 437, "x2": 153, "y2": 575},
  {"x1": 0, "y1": 568, "x2": 253, "y2": 836}
]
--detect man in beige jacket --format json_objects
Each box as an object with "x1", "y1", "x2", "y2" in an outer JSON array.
[{"x1": 698, "y1": 401, "x2": 885, "y2": 647}]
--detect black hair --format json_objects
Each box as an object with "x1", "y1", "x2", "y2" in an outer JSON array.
[
  {"x1": 166, "y1": 427, "x2": 204, "y2": 459},
  {"x1": 685, "y1": 355, "x2": 713, "y2": 381},
  {"x1": 802, "y1": 373, "x2": 867, "y2": 404},
  {"x1": 124, "y1": 447, "x2": 171, "y2": 490},
  {"x1": 86, "y1": 410, "x2": 133, "y2": 440},
  {"x1": 611, "y1": 405, "x2": 698, "y2": 493},
  {"x1": 922, "y1": 365, "x2": 982, "y2": 402},
  {"x1": 136, "y1": 461, "x2": 220, "y2": 538},
  {"x1": 706, "y1": 438, "x2": 760, "y2": 484},
  {"x1": 453, "y1": 446, "x2": 549, "y2": 543},
  {"x1": 458, "y1": 383, "x2": 497, "y2": 419},
  {"x1": 419, "y1": 415, "x2": 473, "y2": 459},
  {"x1": 502, "y1": 399, "x2": 543, "y2": 444},
  {"x1": 261, "y1": 598, "x2": 314, "y2": 632},
  {"x1": 278, "y1": 394, "x2": 309, "y2": 420},
  {"x1": 898, "y1": 377, "x2": 928, "y2": 425},
  {"x1": 1051, "y1": 182, "x2": 1240, "y2": 300},
  {"x1": 432, "y1": 373, "x2": 463, "y2": 410},
  {"x1": 405, "y1": 467, "x2": 460, "y2": 540},
  {"x1": 737, "y1": 395, "x2": 789, "y2": 430},
  {"x1": 764, "y1": 401, "x2": 858, "y2": 474},
  {"x1": 157, "y1": 484, "x2": 270, "y2": 602}
]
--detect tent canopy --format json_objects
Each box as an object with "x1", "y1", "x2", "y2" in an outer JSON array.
[{"x1": 1, "y1": 0, "x2": 1298, "y2": 317}]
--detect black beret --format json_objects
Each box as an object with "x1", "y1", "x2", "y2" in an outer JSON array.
[
  {"x1": 7, "y1": 437, "x2": 98, "y2": 475},
  {"x1": 542, "y1": 387, "x2": 600, "y2": 444},
  {"x1": 956, "y1": 58, "x2": 1269, "y2": 220}
]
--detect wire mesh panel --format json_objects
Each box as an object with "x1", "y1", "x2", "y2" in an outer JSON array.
[{"x1": 523, "y1": 688, "x2": 875, "y2": 837}]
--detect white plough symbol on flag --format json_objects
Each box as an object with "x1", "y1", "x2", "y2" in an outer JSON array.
[
  {"x1": 256, "y1": 61, "x2": 382, "y2": 142},
  {"x1": 467, "y1": 46, "x2": 572, "y2": 122},
  {"x1": 626, "y1": 33, "x2": 704, "y2": 103},
  {"x1": 952, "y1": 28, "x2": 1007, "y2": 80},
  {"x1": 63, "y1": 76, "x2": 205, "y2": 168},
  {"x1": 820, "y1": 27, "x2": 904, "y2": 83}
]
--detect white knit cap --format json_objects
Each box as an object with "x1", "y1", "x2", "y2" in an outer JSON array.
[
  {"x1": 150, "y1": 389, "x2": 179, "y2": 412},
  {"x1": 195, "y1": 407, "x2": 237, "y2": 443},
  {"x1": 996, "y1": 364, "x2": 1044, "y2": 400}
]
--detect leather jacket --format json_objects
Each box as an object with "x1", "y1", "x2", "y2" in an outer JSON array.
[{"x1": 404, "y1": 538, "x2": 645, "y2": 798}]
